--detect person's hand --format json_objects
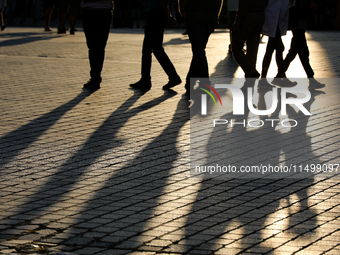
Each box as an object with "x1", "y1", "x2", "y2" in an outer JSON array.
[
  {"x1": 167, "y1": 16, "x2": 178, "y2": 26},
  {"x1": 231, "y1": 21, "x2": 240, "y2": 31},
  {"x1": 310, "y1": 3, "x2": 319, "y2": 12}
]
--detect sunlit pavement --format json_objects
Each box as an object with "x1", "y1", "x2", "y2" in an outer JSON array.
[{"x1": 1, "y1": 25, "x2": 340, "y2": 255}]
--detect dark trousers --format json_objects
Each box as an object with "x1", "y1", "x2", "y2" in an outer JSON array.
[
  {"x1": 278, "y1": 29, "x2": 314, "y2": 78},
  {"x1": 82, "y1": 9, "x2": 112, "y2": 80},
  {"x1": 231, "y1": 12, "x2": 265, "y2": 77},
  {"x1": 261, "y1": 27, "x2": 284, "y2": 78},
  {"x1": 141, "y1": 10, "x2": 178, "y2": 81},
  {"x1": 185, "y1": 12, "x2": 217, "y2": 90}
]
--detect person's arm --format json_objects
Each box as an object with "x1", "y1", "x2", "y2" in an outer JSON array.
[
  {"x1": 217, "y1": 0, "x2": 224, "y2": 19},
  {"x1": 178, "y1": 0, "x2": 187, "y2": 20},
  {"x1": 231, "y1": 0, "x2": 249, "y2": 30},
  {"x1": 159, "y1": 0, "x2": 177, "y2": 25},
  {"x1": 235, "y1": 0, "x2": 249, "y2": 23},
  {"x1": 309, "y1": 0, "x2": 319, "y2": 12}
]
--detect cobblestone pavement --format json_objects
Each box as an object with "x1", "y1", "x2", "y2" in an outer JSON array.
[{"x1": 1, "y1": 25, "x2": 340, "y2": 255}]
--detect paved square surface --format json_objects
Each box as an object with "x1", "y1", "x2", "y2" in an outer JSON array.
[{"x1": 1, "y1": 25, "x2": 340, "y2": 254}]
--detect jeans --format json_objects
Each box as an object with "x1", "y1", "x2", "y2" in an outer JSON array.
[
  {"x1": 82, "y1": 9, "x2": 112, "y2": 80},
  {"x1": 185, "y1": 12, "x2": 217, "y2": 91},
  {"x1": 141, "y1": 10, "x2": 178, "y2": 81},
  {"x1": 262, "y1": 27, "x2": 284, "y2": 78},
  {"x1": 231, "y1": 12, "x2": 265, "y2": 77},
  {"x1": 278, "y1": 29, "x2": 314, "y2": 78}
]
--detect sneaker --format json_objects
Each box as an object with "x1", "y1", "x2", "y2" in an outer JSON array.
[
  {"x1": 245, "y1": 70, "x2": 260, "y2": 78},
  {"x1": 271, "y1": 78, "x2": 297, "y2": 87},
  {"x1": 84, "y1": 78, "x2": 101, "y2": 90},
  {"x1": 163, "y1": 76, "x2": 182, "y2": 90},
  {"x1": 308, "y1": 78, "x2": 325, "y2": 90},
  {"x1": 44, "y1": 27, "x2": 52, "y2": 32},
  {"x1": 130, "y1": 79, "x2": 152, "y2": 90},
  {"x1": 57, "y1": 26, "x2": 66, "y2": 34},
  {"x1": 258, "y1": 78, "x2": 276, "y2": 90}
]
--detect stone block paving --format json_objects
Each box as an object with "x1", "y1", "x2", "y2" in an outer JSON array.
[{"x1": 0, "y1": 25, "x2": 340, "y2": 254}]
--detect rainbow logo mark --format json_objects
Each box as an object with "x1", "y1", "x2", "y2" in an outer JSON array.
[{"x1": 194, "y1": 81, "x2": 223, "y2": 106}]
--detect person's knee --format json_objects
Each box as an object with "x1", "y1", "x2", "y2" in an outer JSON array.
[
  {"x1": 153, "y1": 46, "x2": 165, "y2": 56},
  {"x1": 191, "y1": 47, "x2": 206, "y2": 60}
]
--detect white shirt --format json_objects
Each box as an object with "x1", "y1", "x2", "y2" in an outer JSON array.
[{"x1": 262, "y1": 0, "x2": 290, "y2": 37}]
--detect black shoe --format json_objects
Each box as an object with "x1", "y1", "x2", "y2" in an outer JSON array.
[
  {"x1": 271, "y1": 78, "x2": 297, "y2": 87},
  {"x1": 130, "y1": 79, "x2": 151, "y2": 90},
  {"x1": 245, "y1": 70, "x2": 260, "y2": 78},
  {"x1": 70, "y1": 27, "x2": 75, "y2": 35},
  {"x1": 84, "y1": 78, "x2": 101, "y2": 90},
  {"x1": 1, "y1": 25, "x2": 5, "y2": 31},
  {"x1": 258, "y1": 78, "x2": 276, "y2": 90},
  {"x1": 308, "y1": 78, "x2": 325, "y2": 90},
  {"x1": 163, "y1": 77, "x2": 182, "y2": 90},
  {"x1": 57, "y1": 26, "x2": 66, "y2": 34}
]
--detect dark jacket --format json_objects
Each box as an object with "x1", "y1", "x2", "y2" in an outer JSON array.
[{"x1": 288, "y1": 0, "x2": 315, "y2": 29}]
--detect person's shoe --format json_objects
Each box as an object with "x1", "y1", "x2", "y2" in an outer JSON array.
[
  {"x1": 271, "y1": 78, "x2": 297, "y2": 87},
  {"x1": 245, "y1": 70, "x2": 260, "y2": 78},
  {"x1": 308, "y1": 78, "x2": 325, "y2": 90},
  {"x1": 182, "y1": 30, "x2": 188, "y2": 35},
  {"x1": 1, "y1": 25, "x2": 5, "y2": 31},
  {"x1": 258, "y1": 78, "x2": 275, "y2": 90},
  {"x1": 44, "y1": 26, "x2": 52, "y2": 32},
  {"x1": 130, "y1": 79, "x2": 152, "y2": 90},
  {"x1": 163, "y1": 76, "x2": 182, "y2": 90},
  {"x1": 70, "y1": 27, "x2": 75, "y2": 35},
  {"x1": 57, "y1": 26, "x2": 66, "y2": 34},
  {"x1": 84, "y1": 78, "x2": 101, "y2": 90}
]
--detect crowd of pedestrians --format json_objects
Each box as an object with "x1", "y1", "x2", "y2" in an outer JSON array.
[
  {"x1": 1, "y1": 0, "x2": 340, "y2": 93},
  {"x1": 83, "y1": 0, "x2": 334, "y2": 93}
]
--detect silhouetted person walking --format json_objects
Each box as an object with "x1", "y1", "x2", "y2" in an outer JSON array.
[
  {"x1": 82, "y1": 0, "x2": 113, "y2": 90},
  {"x1": 0, "y1": 0, "x2": 6, "y2": 31},
  {"x1": 231, "y1": 0, "x2": 268, "y2": 78},
  {"x1": 276, "y1": 0, "x2": 325, "y2": 89},
  {"x1": 179, "y1": 0, "x2": 224, "y2": 94},
  {"x1": 227, "y1": 0, "x2": 239, "y2": 52},
  {"x1": 259, "y1": 0, "x2": 297, "y2": 88},
  {"x1": 130, "y1": 0, "x2": 181, "y2": 90}
]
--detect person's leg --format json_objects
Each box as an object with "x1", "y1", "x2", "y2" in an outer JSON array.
[
  {"x1": 295, "y1": 29, "x2": 314, "y2": 78},
  {"x1": 228, "y1": 11, "x2": 237, "y2": 51},
  {"x1": 20, "y1": 0, "x2": 29, "y2": 25},
  {"x1": 140, "y1": 14, "x2": 153, "y2": 82},
  {"x1": 68, "y1": 0, "x2": 81, "y2": 34},
  {"x1": 0, "y1": 9, "x2": 4, "y2": 30},
  {"x1": 232, "y1": 12, "x2": 264, "y2": 78},
  {"x1": 83, "y1": 9, "x2": 112, "y2": 88},
  {"x1": 185, "y1": 12, "x2": 215, "y2": 92},
  {"x1": 0, "y1": 0, "x2": 6, "y2": 30},
  {"x1": 261, "y1": 36, "x2": 275, "y2": 78},
  {"x1": 130, "y1": 12, "x2": 154, "y2": 89},
  {"x1": 151, "y1": 13, "x2": 180, "y2": 82},
  {"x1": 274, "y1": 28, "x2": 284, "y2": 74},
  {"x1": 57, "y1": 0, "x2": 68, "y2": 33},
  {"x1": 44, "y1": 6, "x2": 53, "y2": 30},
  {"x1": 276, "y1": 29, "x2": 299, "y2": 77},
  {"x1": 291, "y1": 29, "x2": 324, "y2": 88},
  {"x1": 258, "y1": 35, "x2": 276, "y2": 88}
]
